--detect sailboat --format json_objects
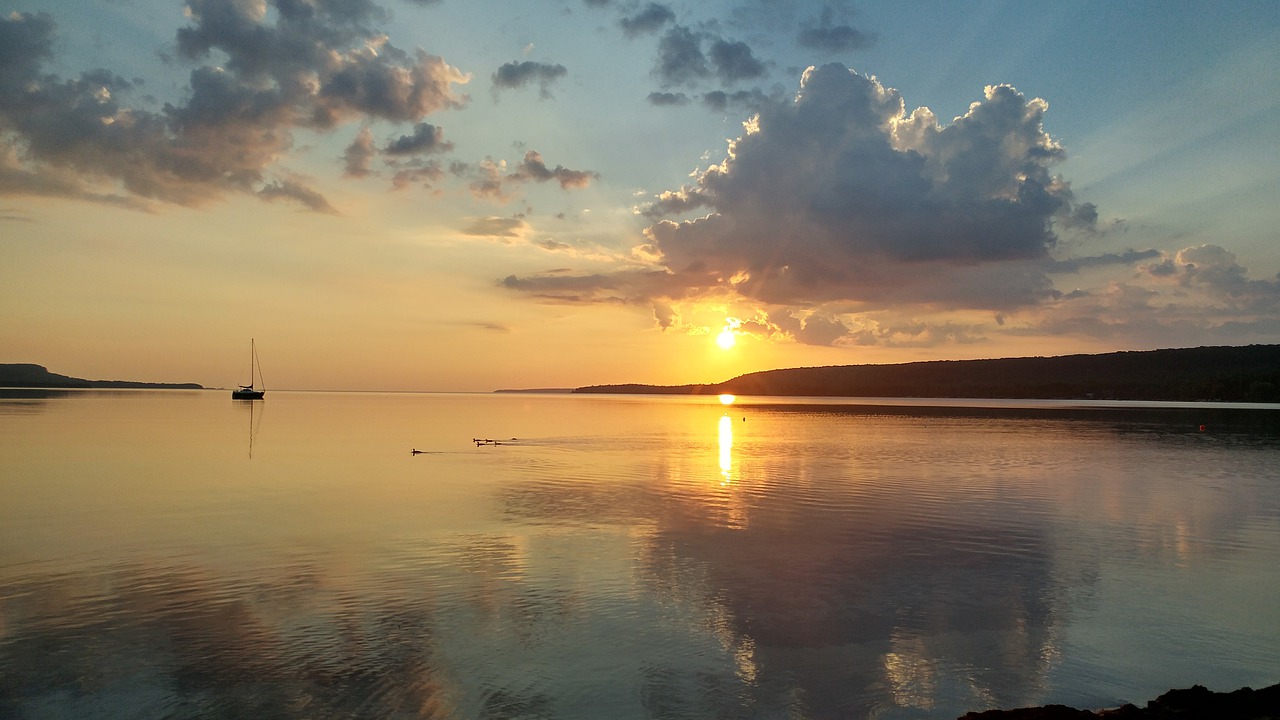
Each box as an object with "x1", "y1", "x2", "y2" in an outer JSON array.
[{"x1": 231, "y1": 339, "x2": 266, "y2": 400}]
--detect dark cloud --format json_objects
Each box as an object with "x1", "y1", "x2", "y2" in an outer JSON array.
[
  {"x1": 708, "y1": 39, "x2": 766, "y2": 83},
  {"x1": 384, "y1": 123, "x2": 452, "y2": 156},
  {"x1": 500, "y1": 269, "x2": 685, "y2": 304},
  {"x1": 653, "y1": 26, "x2": 709, "y2": 87},
  {"x1": 648, "y1": 88, "x2": 775, "y2": 113},
  {"x1": 491, "y1": 61, "x2": 568, "y2": 99},
  {"x1": 1058, "y1": 200, "x2": 1099, "y2": 231},
  {"x1": 647, "y1": 91, "x2": 690, "y2": 106},
  {"x1": 506, "y1": 65, "x2": 1102, "y2": 321},
  {"x1": 797, "y1": 7, "x2": 875, "y2": 53},
  {"x1": 620, "y1": 3, "x2": 675, "y2": 37},
  {"x1": 701, "y1": 88, "x2": 772, "y2": 113},
  {"x1": 512, "y1": 151, "x2": 598, "y2": 189},
  {"x1": 0, "y1": 11, "x2": 55, "y2": 80},
  {"x1": 452, "y1": 151, "x2": 598, "y2": 201},
  {"x1": 1048, "y1": 249, "x2": 1160, "y2": 274},
  {"x1": 342, "y1": 123, "x2": 452, "y2": 186},
  {"x1": 258, "y1": 177, "x2": 339, "y2": 214},
  {"x1": 176, "y1": 0, "x2": 463, "y2": 126},
  {"x1": 652, "y1": 25, "x2": 767, "y2": 91},
  {"x1": 0, "y1": 3, "x2": 468, "y2": 211}
]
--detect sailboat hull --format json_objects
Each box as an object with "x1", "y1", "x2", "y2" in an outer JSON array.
[{"x1": 231, "y1": 388, "x2": 264, "y2": 400}]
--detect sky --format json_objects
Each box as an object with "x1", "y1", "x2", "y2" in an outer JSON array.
[{"x1": 2, "y1": 0, "x2": 1279, "y2": 391}]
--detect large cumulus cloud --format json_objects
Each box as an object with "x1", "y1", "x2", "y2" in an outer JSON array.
[
  {"x1": 648, "y1": 65, "x2": 1091, "y2": 308},
  {"x1": 0, "y1": 2, "x2": 468, "y2": 210},
  {"x1": 508, "y1": 64, "x2": 1097, "y2": 320}
]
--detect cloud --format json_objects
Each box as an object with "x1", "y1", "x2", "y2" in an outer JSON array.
[
  {"x1": 500, "y1": 269, "x2": 684, "y2": 304},
  {"x1": 491, "y1": 60, "x2": 568, "y2": 99},
  {"x1": 619, "y1": 3, "x2": 675, "y2": 37},
  {"x1": 701, "y1": 88, "x2": 773, "y2": 113},
  {"x1": 653, "y1": 26, "x2": 708, "y2": 88},
  {"x1": 390, "y1": 163, "x2": 445, "y2": 190},
  {"x1": 1149, "y1": 245, "x2": 1280, "y2": 306},
  {"x1": 512, "y1": 151, "x2": 599, "y2": 189},
  {"x1": 384, "y1": 123, "x2": 453, "y2": 156},
  {"x1": 462, "y1": 216, "x2": 529, "y2": 238},
  {"x1": 797, "y1": 8, "x2": 875, "y2": 53},
  {"x1": 769, "y1": 311, "x2": 852, "y2": 346},
  {"x1": 452, "y1": 151, "x2": 599, "y2": 201},
  {"x1": 465, "y1": 321, "x2": 511, "y2": 333},
  {"x1": 258, "y1": 176, "x2": 339, "y2": 214},
  {"x1": 175, "y1": 1, "x2": 466, "y2": 126},
  {"x1": 707, "y1": 39, "x2": 767, "y2": 83},
  {"x1": 651, "y1": 26, "x2": 766, "y2": 88},
  {"x1": 0, "y1": 3, "x2": 469, "y2": 211},
  {"x1": 639, "y1": 187, "x2": 710, "y2": 218},
  {"x1": 1008, "y1": 244, "x2": 1280, "y2": 348},
  {"x1": 647, "y1": 89, "x2": 776, "y2": 114},
  {"x1": 643, "y1": 65, "x2": 1087, "y2": 307},
  {"x1": 647, "y1": 91, "x2": 690, "y2": 106},
  {"x1": 0, "y1": 136, "x2": 154, "y2": 210},
  {"x1": 342, "y1": 123, "x2": 452, "y2": 187},
  {"x1": 1047, "y1": 249, "x2": 1161, "y2": 274},
  {"x1": 342, "y1": 127, "x2": 376, "y2": 177}
]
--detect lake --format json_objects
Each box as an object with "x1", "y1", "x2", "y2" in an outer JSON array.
[{"x1": 1, "y1": 390, "x2": 1277, "y2": 719}]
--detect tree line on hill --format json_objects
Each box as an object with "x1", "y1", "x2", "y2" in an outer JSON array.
[
  {"x1": 0, "y1": 364, "x2": 203, "y2": 390},
  {"x1": 576, "y1": 345, "x2": 1280, "y2": 403}
]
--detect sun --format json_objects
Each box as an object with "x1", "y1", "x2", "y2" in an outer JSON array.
[{"x1": 716, "y1": 327, "x2": 736, "y2": 350}]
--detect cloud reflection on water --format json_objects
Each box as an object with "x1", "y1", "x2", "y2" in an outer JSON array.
[{"x1": 487, "y1": 407, "x2": 1072, "y2": 717}]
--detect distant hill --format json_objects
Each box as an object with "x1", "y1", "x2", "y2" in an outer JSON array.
[
  {"x1": 576, "y1": 345, "x2": 1280, "y2": 403},
  {"x1": 0, "y1": 363, "x2": 204, "y2": 390}
]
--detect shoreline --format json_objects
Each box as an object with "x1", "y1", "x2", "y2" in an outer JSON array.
[{"x1": 960, "y1": 683, "x2": 1279, "y2": 719}]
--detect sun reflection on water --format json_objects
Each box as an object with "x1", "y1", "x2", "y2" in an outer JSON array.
[{"x1": 718, "y1": 414, "x2": 733, "y2": 484}]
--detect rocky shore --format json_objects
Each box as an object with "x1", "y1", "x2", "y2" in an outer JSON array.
[{"x1": 960, "y1": 684, "x2": 1279, "y2": 719}]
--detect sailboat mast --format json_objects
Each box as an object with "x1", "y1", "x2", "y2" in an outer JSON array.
[{"x1": 254, "y1": 341, "x2": 265, "y2": 391}]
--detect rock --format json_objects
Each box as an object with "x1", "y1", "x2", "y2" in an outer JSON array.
[{"x1": 957, "y1": 683, "x2": 1279, "y2": 720}]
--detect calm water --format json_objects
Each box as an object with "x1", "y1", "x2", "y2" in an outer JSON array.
[{"x1": 1, "y1": 390, "x2": 1277, "y2": 719}]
